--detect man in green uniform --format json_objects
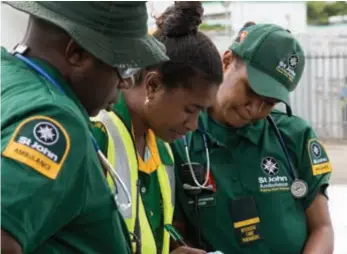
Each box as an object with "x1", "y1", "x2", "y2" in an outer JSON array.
[
  {"x1": 1, "y1": 2, "x2": 168, "y2": 253},
  {"x1": 172, "y1": 23, "x2": 333, "y2": 254}
]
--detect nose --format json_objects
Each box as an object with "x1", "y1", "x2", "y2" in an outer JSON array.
[{"x1": 184, "y1": 115, "x2": 199, "y2": 132}]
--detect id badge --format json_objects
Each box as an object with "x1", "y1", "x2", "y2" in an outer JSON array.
[
  {"x1": 187, "y1": 194, "x2": 217, "y2": 208},
  {"x1": 229, "y1": 197, "x2": 262, "y2": 245}
]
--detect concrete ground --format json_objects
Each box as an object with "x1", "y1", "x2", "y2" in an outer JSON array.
[
  {"x1": 323, "y1": 143, "x2": 347, "y2": 254},
  {"x1": 324, "y1": 143, "x2": 347, "y2": 185}
]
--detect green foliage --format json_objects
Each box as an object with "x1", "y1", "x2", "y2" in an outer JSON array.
[
  {"x1": 307, "y1": 1, "x2": 347, "y2": 25},
  {"x1": 199, "y1": 23, "x2": 225, "y2": 31}
]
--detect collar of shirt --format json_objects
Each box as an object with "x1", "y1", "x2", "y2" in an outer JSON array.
[
  {"x1": 191, "y1": 112, "x2": 265, "y2": 152},
  {"x1": 27, "y1": 56, "x2": 93, "y2": 131},
  {"x1": 137, "y1": 129, "x2": 162, "y2": 174}
]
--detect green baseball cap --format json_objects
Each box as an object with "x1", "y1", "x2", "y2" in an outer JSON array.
[
  {"x1": 230, "y1": 24, "x2": 305, "y2": 115},
  {"x1": 4, "y1": 1, "x2": 169, "y2": 68}
]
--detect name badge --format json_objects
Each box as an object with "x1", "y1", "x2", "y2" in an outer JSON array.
[
  {"x1": 229, "y1": 197, "x2": 263, "y2": 245},
  {"x1": 188, "y1": 194, "x2": 216, "y2": 208}
]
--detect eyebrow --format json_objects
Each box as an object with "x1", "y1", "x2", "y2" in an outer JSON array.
[
  {"x1": 192, "y1": 104, "x2": 206, "y2": 110},
  {"x1": 263, "y1": 97, "x2": 280, "y2": 104}
]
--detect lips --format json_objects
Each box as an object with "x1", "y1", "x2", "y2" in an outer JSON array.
[{"x1": 234, "y1": 108, "x2": 253, "y2": 122}]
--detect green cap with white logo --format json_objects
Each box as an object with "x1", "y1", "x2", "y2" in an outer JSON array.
[{"x1": 230, "y1": 24, "x2": 305, "y2": 115}]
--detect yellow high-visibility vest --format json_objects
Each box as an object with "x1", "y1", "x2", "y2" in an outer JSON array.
[{"x1": 94, "y1": 110, "x2": 175, "y2": 254}]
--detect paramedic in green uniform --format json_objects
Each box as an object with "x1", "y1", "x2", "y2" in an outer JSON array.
[
  {"x1": 172, "y1": 22, "x2": 334, "y2": 254},
  {"x1": 1, "y1": 2, "x2": 168, "y2": 253},
  {"x1": 92, "y1": 2, "x2": 223, "y2": 253}
]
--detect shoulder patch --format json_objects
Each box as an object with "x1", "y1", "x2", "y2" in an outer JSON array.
[
  {"x1": 2, "y1": 116, "x2": 70, "y2": 179},
  {"x1": 307, "y1": 139, "x2": 332, "y2": 176}
]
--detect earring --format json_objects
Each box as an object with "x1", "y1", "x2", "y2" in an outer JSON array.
[{"x1": 144, "y1": 96, "x2": 149, "y2": 105}]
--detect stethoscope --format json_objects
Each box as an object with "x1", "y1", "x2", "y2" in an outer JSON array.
[
  {"x1": 12, "y1": 44, "x2": 133, "y2": 211},
  {"x1": 182, "y1": 115, "x2": 308, "y2": 199},
  {"x1": 182, "y1": 130, "x2": 213, "y2": 191}
]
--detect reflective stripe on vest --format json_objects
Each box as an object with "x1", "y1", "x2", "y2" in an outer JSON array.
[{"x1": 95, "y1": 110, "x2": 175, "y2": 254}]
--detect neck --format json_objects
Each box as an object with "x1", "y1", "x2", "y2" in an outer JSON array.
[
  {"x1": 123, "y1": 91, "x2": 149, "y2": 157},
  {"x1": 131, "y1": 110, "x2": 149, "y2": 141},
  {"x1": 21, "y1": 17, "x2": 68, "y2": 74},
  {"x1": 209, "y1": 103, "x2": 228, "y2": 125}
]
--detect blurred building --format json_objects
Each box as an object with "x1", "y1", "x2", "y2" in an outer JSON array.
[
  {"x1": 231, "y1": 1, "x2": 307, "y2": 33},
  {"x1": 1, "y1": 3, "x2": 29, "y2": 50},
  {"x1": 1, "y1": 1, "x2": 347, "y2": 140}
]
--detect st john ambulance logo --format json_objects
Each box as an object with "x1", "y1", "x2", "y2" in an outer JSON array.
[
  {"x1": 311, "y1": 143, "x2": 321, "y2": 158},
  {"x1": 33, "y1": 122, "x2": 59, "y2": 146},
  {"x1": 276, "y1": 54, "x2": 299, "y2": 82},
  {"x1": 261, "y1": 157, "x2": 279, "y2": 176},
  {"x1": 288, "y1": 55, "x2": 299, "y2": 69}
]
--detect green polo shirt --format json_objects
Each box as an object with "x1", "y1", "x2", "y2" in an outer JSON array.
[
  {"x1": 1, "y1": 47, "x2": 131, "y2": 253},
  {"x1": 92, "y1": 93, "x2": 174, "y2": 252},
  {"x1": 172, "y1": 110, "x2": 332, "y2": 254}
]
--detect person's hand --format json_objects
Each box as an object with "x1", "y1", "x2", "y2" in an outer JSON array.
[{"x1": 170, "y1": 246, "x2": 207, "y2": 254}]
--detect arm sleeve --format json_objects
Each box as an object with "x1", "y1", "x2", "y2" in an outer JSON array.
[
  {"x1": 298, "y1": 128, "x2": 332, "y2": 209},
  {"x1": 1, "y1": 105, "x2": 88, "y2": 252}
]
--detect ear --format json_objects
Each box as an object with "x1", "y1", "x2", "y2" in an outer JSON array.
[
  {"x1": 143, "y1": 71, "x2": 162, "y2": 99},
  {"x1": 222, "y1": 50, "x2": 240, "y2": 72},
  {"x1": 65, "y1": 39, "x2": 93, "y2": 68},
  {"x1": 222, "y1": 50, "x2": 232, "y2": 71}
]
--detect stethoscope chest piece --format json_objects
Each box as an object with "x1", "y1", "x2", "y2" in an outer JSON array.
[{"x1": 290, "y1": 179, "x2": 308, "y2": 199}]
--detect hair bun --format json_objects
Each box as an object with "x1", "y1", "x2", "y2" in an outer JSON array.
[
  {"x1": 234, "y1": 21, "x2": 256, "y2": 43},
  {"x1": 240, "y1": 21, "x2": 256, "y2": 32},
  {"x1": 156, "y1": 1, "x2": 204, "y2": 37}
]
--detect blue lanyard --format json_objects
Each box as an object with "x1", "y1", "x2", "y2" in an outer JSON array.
[{"x1": 14, "y1": 53, "x2": 100, "y2": 152}]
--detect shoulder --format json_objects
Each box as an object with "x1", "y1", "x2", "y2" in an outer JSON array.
[
  {"x1": 268, "y1": 110, "x2": 330, "y2": 170},
  {"x1": 268, "y1": 110, "x2": 318, "y2": 156},
  {"x1": 270, "y1": 110, "x2": 312, "y2": 129},
  {"x1": 1, "y1": 103, "x2": 90, "y2": 180},
  {"x1": 269, "y1": 110, "x2": 315, "y2": 139},
  {"x1": 1, "y1": 50, "x2": 79, "y2": 117}
]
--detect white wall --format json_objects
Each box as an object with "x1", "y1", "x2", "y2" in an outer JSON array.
[
  {"x1": 231, "y1": 1, "x2": 307, "y2": 34},
  {"x1": 1, "y1": 2, "x2": 172, "y2": 49},
  {"x1": 1, "y1": 3, "x2": 29, "y2": 50}
]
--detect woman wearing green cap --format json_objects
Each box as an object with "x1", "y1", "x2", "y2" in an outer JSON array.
[
  {"x1": 171, "y1": 22, "x2": 334, "y2": 254},
  {"x1": 92, "y1": 2, "x2": 223, "y2": 254}
]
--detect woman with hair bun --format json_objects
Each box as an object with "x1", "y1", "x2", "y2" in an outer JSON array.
[{"x1": 92, "y1": 1, "x2": 223, "y2": 254}]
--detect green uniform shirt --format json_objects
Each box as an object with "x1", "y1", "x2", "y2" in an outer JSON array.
[
  {"x1": 1, "y1": 48, "x2": 131, "y2": 253},
  {"x1": 139, "y1": 170, "x2": 164, "y2": 251},
  {"x1": 92, "y1": 93, "x2": 173, "y2": 251},
  {"x1": 172, "y1": 110, "x2": 332, "y2": 254}
]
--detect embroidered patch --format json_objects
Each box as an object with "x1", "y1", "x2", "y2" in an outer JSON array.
[
  {"x1": 308, "y1": 139, "x2": 332, "y2": 176},
  {"x1": 276, "y1": 54, "x2": 299, "y2": 82},
  {"x1": 258, "y1": 156, "x2": 289, "y2": 193},
  {"x1": 2, "y1": 116, "x2": 70, "y2": 179}
]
